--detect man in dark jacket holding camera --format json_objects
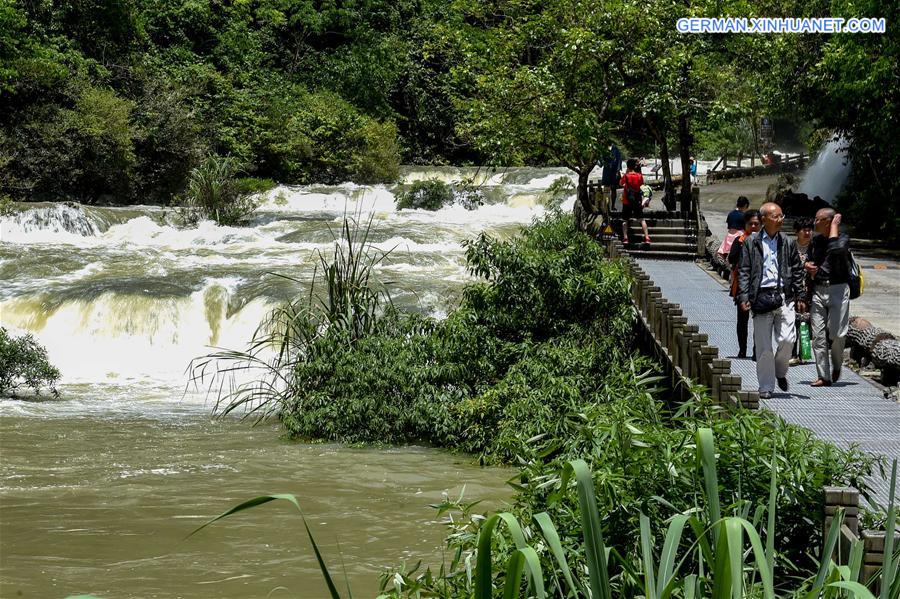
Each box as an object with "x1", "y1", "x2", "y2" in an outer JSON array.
[
  {"x1": 737, "y1": 202, "x2": 807, "y2": 398},
  {"x1": 805, "y1": 208, "x2": 851, "y2": 387}
]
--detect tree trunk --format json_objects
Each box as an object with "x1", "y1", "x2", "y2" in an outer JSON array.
[
  {"x1": 660, "y1": 136, "x2": 675, "y2": 211},
  {"x1": 574, "y1": 168, "x2": 593, "y2": 230},
  {"x1": 678, "y1": 113, "x2": 692, "y2": 214},
  {"x1": 751, "y1": 119, "x2": 759, "y2": 167},
  {"x1": 647, "y1": 115, "x2": 675, "y2": 211}
]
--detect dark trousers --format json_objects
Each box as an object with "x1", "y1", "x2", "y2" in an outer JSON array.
[{"x1": 737, "y1": 304, "x2": 750, "y2": 357}]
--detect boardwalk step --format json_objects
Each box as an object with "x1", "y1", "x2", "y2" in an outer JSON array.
[
  {"x1": 625, "y1": 249, "x2": 697, "y2": 260},
  {"x1": 627, "y1": 227, "x2": 697, "y2": 235},
  {"x1": 621, "y1": 241, "x2": 697, "y2": 252},
  {"x1": 629, "y1": 233, "x2": 697, "y2": 243},
  {"x1": 633, "y1": 242, "x2": 697, "y2": 252}
]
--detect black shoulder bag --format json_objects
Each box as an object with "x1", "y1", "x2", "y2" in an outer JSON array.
[{"x1": 751, "y1": 238, "x2": 784, "y2": 314}]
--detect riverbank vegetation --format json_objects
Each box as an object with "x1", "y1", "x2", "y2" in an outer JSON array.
[
  {"x1": 195, "y1": 211, "x2": 879, "y2": 586},
  {"x1": 193, "y1": 433, "x2": 897, "y2": 598},
  {"x1": 2, "y1": 0, "x2": 895, "y2": 241}
]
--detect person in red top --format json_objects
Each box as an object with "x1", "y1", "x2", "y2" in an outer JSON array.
[{"x1": 620, "y1": 158, "x2": 651, "y2": 245}]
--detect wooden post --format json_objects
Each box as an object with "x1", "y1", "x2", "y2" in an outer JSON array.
[{"x1": 862, "y1": 529, "x2": 900, "y2": 590}]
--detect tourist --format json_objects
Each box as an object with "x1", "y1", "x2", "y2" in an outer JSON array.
[
  {"x1": 600, "y1": 144, "x2": 622, "y2": 213},
  {"x1": 737, "y1": 202, "x2": 806, "y2": 399},
  {"x1": 727, "y1": 197, "x2": 751, "y2": 231},
  {"x1": 805, "y1": 209, "x2": 851, "y2": 387},
  {"x1": 728, "y1": 209, "x2": 761, "y2": 359},
  {"x1": 790, "y1": 217, "x2": 814, "y2": 365},
  {"x1": 620, "y1": 158, "x2": 651, "y2": 246},
  {"x1": 718, "y1": 196, "x2": 751, "y2": 256},
  {"x1": 689, "y1": 157, "x2": 698, "y2": 185}
]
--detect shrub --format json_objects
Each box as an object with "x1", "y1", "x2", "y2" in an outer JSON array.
[
  {"x1": 395, "y1": 178, "x2": 455, "y2": 210},
  {"x1": 351, "y1": 119, "x2": 401, "y2": 184},
  {"x1": 0, "y1": 194, "x2": 15, "y2": 216},
  {"x1": 234, "y1": 177, "x2": 276, "y2": 196},
  {"x1": 0, "y1": 327, "x2": 60, "y2": 396},
  {"x1": 183, "y1": 155, "x2": 258, "y2": 226}
]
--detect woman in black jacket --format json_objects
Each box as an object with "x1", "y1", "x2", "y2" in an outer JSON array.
[{"x1": 728, "y1": 210, "x2": 761, "y2": 358}]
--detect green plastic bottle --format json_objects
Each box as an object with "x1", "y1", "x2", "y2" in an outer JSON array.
[{"x1": 799, "y1": 321, "x2": 812, "y2": 361}]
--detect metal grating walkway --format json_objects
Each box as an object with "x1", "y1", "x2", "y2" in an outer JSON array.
[{"x1": 639, "y1": 258, "x2": 899, "y2": 507}]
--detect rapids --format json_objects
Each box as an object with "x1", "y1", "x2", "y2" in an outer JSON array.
[{"x1": 0, "y1": 167, "x2": 575, "y2": 597}]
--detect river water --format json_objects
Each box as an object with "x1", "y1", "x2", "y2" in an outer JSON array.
[{"x1": 0, "y1": 167, "x2": 575, "y2": 598}]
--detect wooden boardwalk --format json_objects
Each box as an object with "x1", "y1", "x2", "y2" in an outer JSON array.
[{"x1": 638, "y1": 258, "x2": 900, "y2": 508}]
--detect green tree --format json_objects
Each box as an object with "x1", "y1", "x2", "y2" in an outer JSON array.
[
  {"x1": 0, "y1": 327, "x2": 60, "y2": 397},
  {"x1": 452, "y1": 0, "x2": 641, "y2": 224}
]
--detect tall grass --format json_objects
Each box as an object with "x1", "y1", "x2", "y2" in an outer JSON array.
[
  {"x1": 183, "y1": 154, "x2": 258, "y2": 226},
  {"x1": 189, "y1": 210, "x2": 393, "y2": 422}
]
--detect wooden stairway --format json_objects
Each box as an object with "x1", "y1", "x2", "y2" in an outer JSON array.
[{"x1": 607, "y1": 211, "x2": 700, "y2": 260}]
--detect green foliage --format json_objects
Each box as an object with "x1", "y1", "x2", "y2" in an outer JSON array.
[
  {"x1": 131, "y1": 76, "x2": 206, "y2": 205},
  {"x1": 0, "y1": 193, "x2": 14, "y2": 216},
  {"x1": 0, "y1": 327, "x2": 60, "y2": 397},
  {"x1": 379, "y1": 433, "x2": 892, "y2": 599},
  {"x1": 2, "y1": 85, "x2": 138, "y2": 202},
  {"x1": 395, "y1": 179, "x2": 455, "y2": 210},
  {"x1": 452, "y1": 0, "x2": 636, "y2": 179},
  {"x1": 352, "y1": 119, "x2": 401, "y2": 184},
  {"x1": 258, "y1": 87, "x2": 400, "y2": 184},
  {"x1": 0, "y1": 0, "x2": 443, "y2": 205},
  {"x1": 234, "y1": 177, "x2": 276, "y2": 197},
  {"x1": 798, "y1": 0, "x2": 900, "y2": 244},
  {"x1": 194, "y1": 211, "x2": 873, "y2": 582},
  {"x1": 183, "y1": 155, "x2": 258, "y2": 226}
]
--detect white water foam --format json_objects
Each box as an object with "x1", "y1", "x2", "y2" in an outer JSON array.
[
  {"x1": 2, "y1": 204, "x2": 101, "y2": 243},
  {"x1": 0, "y1": 279, "x2": 272, "y2": 385},
  {"x1": 1, "y1": 167, "x2": 575, "y2": 405}
]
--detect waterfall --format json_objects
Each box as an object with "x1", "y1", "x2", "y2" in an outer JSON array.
[
  {"x1": 1, "y1": 203, "x2": 102, "y2": 239},
  {"x1": 798, "y1": 137, "x2": 852, "y2": 203}
]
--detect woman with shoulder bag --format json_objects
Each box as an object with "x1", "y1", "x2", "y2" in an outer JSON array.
[{"x1": 728, "y1": 210, "x2": 761, "y2": 359}]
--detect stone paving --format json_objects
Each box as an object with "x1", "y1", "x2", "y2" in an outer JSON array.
[{"x1": 639, "y1": 258, "x2": 899, "y2": 508}]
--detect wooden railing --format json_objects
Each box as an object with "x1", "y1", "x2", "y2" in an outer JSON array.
[
  {"x1": 706, "y1": 153, "x2": 808, "y2": 183},
  {"x1": 605, "y1": 230, "x2": 897, "y2": 587},
  {"x1": 604, "y1": 236, "x2": 756, "y2": 408}
]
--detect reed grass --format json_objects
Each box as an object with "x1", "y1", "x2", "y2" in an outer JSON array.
[{"x1": 189, "y1": 208, "x2": 392, "y2": 422}]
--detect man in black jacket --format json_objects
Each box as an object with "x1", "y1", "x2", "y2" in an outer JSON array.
[
  {"x1": 737, "y1": 202, "x2": 807, "y2": 399},
  {"x1": 805, "y1": 208, "x2": 851, "y2": 387}
]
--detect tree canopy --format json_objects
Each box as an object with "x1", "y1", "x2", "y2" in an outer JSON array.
[{"x1": 0, "y1": 0, "x2": 896, "y2": 240}]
